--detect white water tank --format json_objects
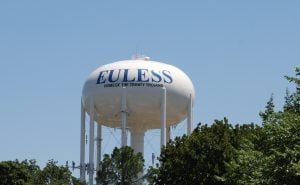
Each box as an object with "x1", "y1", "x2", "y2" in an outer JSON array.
[{"x1": 82, "y1": 56, "x2": 195, "y2": 131}]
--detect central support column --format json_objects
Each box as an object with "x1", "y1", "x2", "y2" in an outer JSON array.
[
  {"x1": 131, "y1": 130, "x2": 145, "y2": 156},
  {"x1": 166, "y1": 126, "x2": 171, "y2": 142},
  {"x1": 96, "y1": 124, "x2": 102, "y2": 172},
  {"x1": 187, "y1": 94, "x2": 193, "y2": 135},
  {"x1": 121, "y1": 87, "x2": 127, "y2": 147},
  {"x1": 80, "y1": 99, "x2": 86, "y2": 182},
  {"x1": 160, "y1": 87, "x2": 167, "y2": 147},
  {"x1": 88, "y1": 100, "x2": 95, "y2": 185},
  {"x1": 131, "y1": 128, "x2": 145, "y2": 183}
]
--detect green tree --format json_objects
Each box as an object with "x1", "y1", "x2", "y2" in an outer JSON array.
[
  {"x1": 259, "y1": 93, "x2": 275, "y2": 122},
  {"x1": 31, "y1": 159, "x2": 86, "y2": 185},
  {"x1": 261, "y1": 112, "x2": 300, "y2": 184},
  {"x1": 224, "y1": 140, "x2": 268, "y2": 185},
  {"x1": 0, "y1": 159, "x2": 39, "y2": 185},
  {"x1": 32, "y1": 159, "x2": 72, "y2": 185},
  {"x1": 226, "y1": 111, "x2": 300, "y2": 185},
  {"x1": 96, "y1": 146, "x2": 144, "y2": 185},
  {"x1": 225, "y1": 67, "x2": 300, "y2": 185},
  {"x1": 0, "y1": 159, "x2": 85, "y2": 185},
  {"x1": 284, "y1": 67, "x2": 300, "y2": 114},
  {"x1": 257, "y1": 67, "x2": 300, "y2": 184},
  {"x1": 148, "y1": 118, "x2": 249, "y2": 185}
]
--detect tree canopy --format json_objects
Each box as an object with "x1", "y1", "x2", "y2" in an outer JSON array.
[
  {"x1": 0, "y1": 159, "x2": 85, "y2": 185},
  {"x1": 96, "y1": 146, "x2": 144, "y2": 185}
]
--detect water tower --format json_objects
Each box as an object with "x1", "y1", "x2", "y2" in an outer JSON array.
[{"x1": 80, "y1": 55, "x2": 195, "y2": 184}]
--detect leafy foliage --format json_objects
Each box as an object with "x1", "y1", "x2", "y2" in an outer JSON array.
[
  {"x1": 284, "y1": 67, "x2": 300, "y2": 114},
  {"x1": 259, "y1": 93, "x2": 275, "y2": 122},
  {"x1": 96, "y1": 146, "x2": 144, "y2": 185},
  {"x1": 225, "y1": 111, "x2": 300, "y2": 185},
  {"x1": 32, "y1": 159, "x2": 72, "y2": 185},
  {"x1": 0, "y1": 159, "x2": 85, "y2": 185},
  {"x1": 0, "y1": 159, "x2": 39, "y2": 185},
  {"x1": 148, "y1": 118, "x2": 252, "y2": 185}
]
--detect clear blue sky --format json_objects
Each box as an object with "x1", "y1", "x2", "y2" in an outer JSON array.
[{"x1": 0, "y1": 0, "x2": 299, "y2": 177}]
